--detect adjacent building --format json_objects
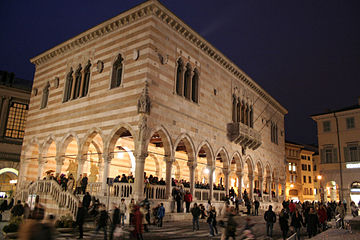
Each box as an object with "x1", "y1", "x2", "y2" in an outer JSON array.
[
  {"x1": 16, "y1": 0, "x2": 287, "y2": 215},
  {"x1": 0, "y1": 71, "x2": 32, "y2": 197},
  {"x1": 285, "y1": 141, "x2": 318, "y2": 202},
  {"x1": 311, "y1": 98, "x2": 360, "y2": 205}
]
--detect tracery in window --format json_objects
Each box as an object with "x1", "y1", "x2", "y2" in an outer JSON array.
[
  {"x1": 63, "y1": 68, "x2": 73, "y2": 102},
  {"x1": 191, "y1": 68, "x2": 199, "y2": 103},
  {"x1": 40, "y1": 82, "x2": 50, "y2": 109},
  {"x1": 73, "y1": 64, "x2": 82, "y2": 99},
  {"x1": 81, "y1": 61, "x2": 91, "y2": 97},
  {"x1": 183, "y1": 63, "x2": 192, "y2": 99},
  {"x1": 111, "y1": 54, "x2": 123, "y2": 89}
]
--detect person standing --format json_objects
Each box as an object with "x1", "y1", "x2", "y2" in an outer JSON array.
[
  {"x1": 335, "y1": 202, "x2": 345, "y2": 228},
  {"x1": 128, "y1": 198, "x2": 135, "y2": 225},
  {"x1": 76, "y1": 201, "x2": 86, "y2": 239},
  {"x1": 207, "y1": 206, "x2": 215, "y2": 237},
  {"x1": 175, "y1": 187, "x2": 182, "y2": 213},
  {"x1": 279, "y1": 208, "x2": 289, "y2": 240},
  {"x1": 75, "y1": 174, "x2": 83, "y2": 194},
  {"x1": 318, "y1": 204, "x2": 327, "y2": 231},
  {"x1": 67, "y1": 174, "x2": 75, "y2": 192},
  {"x1": 191, "y1": 203, "x2": 200, "y2": 231},
  {"x1": 157, "y1": 202, "x2": 165, "y2": 227},
  {"x1": 119, "y1": 198, "x2": 127, "y2": 226},
  {"x1": 291, "y1": 209, "x2": 304, "y2": 240},
  {"x1": 109, "y1": 203, "x2": 120, "y2": 240},
  {"x1": 81, "y1": 173, "x2": 88, "y2": 194},
  {"x1": 184, "y1": 191, "x2": 192, "y2": 213},
  {"x1": 225, "y1": 207, "x2": 237, "y2": 240},
  {"x1": 211, "y1": 206, "x2": 218, "y2": 235},
  {"x1": 132, "y1": 205, "x2": 144, "y2": 240},
  {"x1": 254, "y1": 199, "x2": 260, "y2": 216},
  {"x1": 264, "y1": 205, "x2": 276, "y2": 238}
]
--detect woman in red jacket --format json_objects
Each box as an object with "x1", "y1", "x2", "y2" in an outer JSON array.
[
  {"x1": 184, "y1": 191, "x2": 193, "y2": 213},
  {"x1": 317, "y1": 205, "x2": 327, "y2": 231}
]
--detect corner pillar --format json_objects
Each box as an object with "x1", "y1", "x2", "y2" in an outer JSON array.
[
  {"x1": 188, "y1": 161, "x2": 197, "y2": 198},
  {"x1": 165, "y1": 155, "x2": 174, "y2": 199},
  {"x1": 236, "y1": 171, "x2": 243, "y2": 199},
  {"x1": 134, "y1": 152, "x2": 147, "y2": 201},
  {"x1": 102, "y1": 154, "x2": 112, "y2": 196},
  {"x1": 223, "y1": 169, "x2": 230, "y2": 195},
  {"x1": 248, "y1": 174, "x2": 254, "y2": 200}
]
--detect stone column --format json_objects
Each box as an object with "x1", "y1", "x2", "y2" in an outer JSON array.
[
  {"x1": 165, "y1": 155, "x2": 174, "y2": 199},
  {"x1": 102, "y1": 154, "x2": 112, "y2": 196},
  {"x1": 248, "y1": 174, "x2": 254, "y2": 200},
  {"x1": 188, "y1": 161, "x2": 197, "y2": 198},
  {"x1": 223, "y1": 169, "x2": 230, "y2": 195},
  {"x1": 259, "y1": 177, "x2": 264, "y2": 201},
  {"x1": 268, "y1": 177, "x2": 273, "y2": 202},
  {"x1": 209, "y1": 167, "x2": 214, "y2": 201},
  {"x1": 55, "y1": 156, "x2": 64, "y2": 176},
  {"x1": 275, "y1": 179, "x2": 279, "y2": 201},
  {"x1": 37, "y1": 156, "x2": 44, "y2": 180},
  {"x1": 0, "y1": 96, "x2": 10, "y2": 136},
  {"x1": 76, "y1": 156, "x2": 85, "y2": 179},
  {"x1": 236, "y1": 171, "x2": 243, "y2": 199},
  {"x1": 281, "y1": 179, "x2": 286, "y2": 201},
  {"x1": 134, "y1": 152, "x2": 147, "y2": 201}
]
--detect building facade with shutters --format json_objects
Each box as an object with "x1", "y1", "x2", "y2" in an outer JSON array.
[
  {"x1": 16, "y1": 0, "x2": 287, "y2": 213},
  {"x1": 0, "y1": 71, "x2": 32, "y2": 197},
  {"x1": 312, "y1": 98, "x2": 360, "y2": 205}
]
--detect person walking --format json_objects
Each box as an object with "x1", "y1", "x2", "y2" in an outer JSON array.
[
  {"x1": 225, "y1": 207, "x2": 237, "y2": 240},
  {"x1": 96, "y1": 204, "x2": 108, "y2": 240},
  {"x1": 157, "y1": 202, "x2": 165, "y2": 227},
  {"x1": 291, "y1": 209, "x2": 304, "y2": 240},
  {"x1": 67, "y1": 174, "x2": 75, "y2": 192},
  {"x1": 119, "y1": 198, "x2": 127, "y2": 226},
  {"x1": 318, "y1": 204, "x2": 327, "y2": 231},
  {"x1": 254, "y1": 199, "x2": 260, "y2": 216},
  {"x1": 184, "y1": 191, "x2": 192, "y2": 213},
  {"x1": 207, "y1": 206, "x2": 215, "y2": 237},
  {"x1": 264, "y1": 205, "x2": 276, "y2": 238},
  {"x1": 76, "y1": 201, "x2": 86, "y2": 239},
  {"x1": 109, "y1": 203, "x2": 120, "y2": 240},
  {"x1": 191, "y1": 203, "x2": 200, "y2": 231},
  {"x1": 335, "y1": 202, "x2": 345, "y2": 228},
  {"x1": 279, "y1": 208, "x2": 289, "y2": 240},
  {"x1": 11, "y1": 200, "x2": 24, "y2": 217},
  {"x1": 211, "y1": 206, "x2": 218, "y2": 235},
  {"x1": 75, "y1": 174, "x2": 83, "y2": 194},
  {"x1": 82, "y1": 192, "x2": 91, "y2": 210},
  {"x1": 132, "y1": 205, "x2": 144, "y2": 240}
]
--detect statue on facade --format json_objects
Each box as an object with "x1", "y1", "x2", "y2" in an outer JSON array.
[
  {"x1": 66, "y1": 159, "x2": 78, "y2": 177},
  {"x1": 137, "y1": 81, "x2": 151, "y2": 114},
  {"x1": 89, "y1": 163, "x2": 99, "y2": 182}
]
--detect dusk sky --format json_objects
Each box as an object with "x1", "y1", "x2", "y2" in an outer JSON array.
[{"x1": 1, "y1": 0, "x2": 359, "y2": 145}]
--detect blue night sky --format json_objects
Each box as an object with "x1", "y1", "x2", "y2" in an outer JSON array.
[{"x1": 1, "y1": 0, "x2": 359, "y2": 145}]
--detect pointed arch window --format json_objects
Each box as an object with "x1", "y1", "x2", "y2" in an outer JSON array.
[
  {"x1": 245, "y1": 104, "x2": 249, "y2": 126},
  {"x1": 72, "y1": 64, "x2": 82, "y2": 99},
  {"x1": 81, "y1": 61, "x2": 91, "y2": 97},
  {"x1": 241, "y1": 101, "x2": 245, "y2": 124},
  {"x1": 40, "y1": 82, "x2": 50, "y2": 109},
  {"x1": 191, "y1": 68, "x2": 199, "y2": 103},
  {"x1": 184, "y1": 63, "x2": 192, "y2": 99},
  {"x1": 236, "y1": 98, "x2": 241, "y2": 122},
  {"x1": 63, "y1": 68, "x2": 73, "y2": 102},
  {"x1": 250, "y1": 106, "x2": 254, "y2": 128},
  {"x1": 176, "y1": 58, "x2": 184, "y2": 95},
  {"x1": 111, "y1": 54, "x2": 123, "y2": 89},
  {"x1": 232, "y1": 95, "x2": 237, "y2": 122}
]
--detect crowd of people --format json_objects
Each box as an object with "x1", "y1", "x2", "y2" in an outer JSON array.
[{"x1": 43, "y1": 172, "x2": 89, "y2": 195}]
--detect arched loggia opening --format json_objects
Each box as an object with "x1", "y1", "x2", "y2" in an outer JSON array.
[
  {"x1": 81, "y1": 131, "x2": 104, "y2": 183},
  {"x1": 60, "y1": 135, "x2": 79, "y2": 177},
  {"x1": 196, "y1": 142, "x2": 214, "y2": 201},
  {"x1": 41, "y1": 138, "x2": 57, "y2": 179},
  {"x1": 173, "y1": 136, "x2": 195, "y2": 185},
  {"x1": 24, "y1": 142, "x2": 40, "y2": 182},
  {"x1": 243, "y1": 158, "x2": 254, "y2": 200},
  {"x1": 254, "y1": 161, "x2": 263, "y2": 200},
  {"x1": 229, "y1": 153, "x2": 242, "y2": 197}
]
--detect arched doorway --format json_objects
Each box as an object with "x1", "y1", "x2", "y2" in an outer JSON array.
[{"x1": 81, "y1": 132, "x2": 104, "y2": 182}]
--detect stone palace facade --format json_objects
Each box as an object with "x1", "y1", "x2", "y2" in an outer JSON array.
[{"x1": 16, "y1": 0, "x2": 287, "y2": 214}]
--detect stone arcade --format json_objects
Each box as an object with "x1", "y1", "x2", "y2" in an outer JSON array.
[{"x1": 16, "y1": 0, "x2": 287, "y2": 217}]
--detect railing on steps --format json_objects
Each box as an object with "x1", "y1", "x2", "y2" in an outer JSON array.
[
  {"x1": 21, "y1": 180, "x2": 79, "y2": 219},
  {"x1": 144, "y1": 185, "x2": 166, "y2": 199},
  {"x1": 112, "y1": 182, "x2": 133, "y2": 198},
  {"x1": 87, "y1": 182, "x2": 102, "y2": 195}
]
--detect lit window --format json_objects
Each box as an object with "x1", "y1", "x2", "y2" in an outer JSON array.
[
  {"x1": 288, "y1": 163, "x2": 292, "y2": 171},
  {"x1": 292, "y1": 164, "x2": 296, "y2": 172},
  {"x1": 5, "y1": 102, "x2": 28, "y2": 139}
]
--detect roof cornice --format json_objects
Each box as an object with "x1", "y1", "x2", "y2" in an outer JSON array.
[{"x1": 30, "y1": 0, "x2": 287, "y2": 115}]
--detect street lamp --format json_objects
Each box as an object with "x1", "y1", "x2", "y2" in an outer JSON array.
[{"x1": 317, "y1": 175, "x2": 323, "y2": 202}]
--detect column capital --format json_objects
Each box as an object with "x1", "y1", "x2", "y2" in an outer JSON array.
[
  {"x1": 236, "y1": 171, "x2": 243, "y2": 177},
  {"x1": 187, "y1": 161, "x2": 197, "y2": 169},
  {"x1": 102, "y1": 153, "x2": 114, "y2": 163},
  {"x1": 248, "y1": 174, "x2": 254, "y2": 181},
  {"x1": 164, "y1": 155, "x2": 175, "y2": 164},
  {"x1": 55, "y1": 156, "x2": 64, "y2": 165},
  {"x1": 258, "y1": 176, "x2": 264, "y2": 182},
  {"x1": 222, "y1": 168, "x2": 231, "y2": 176}
]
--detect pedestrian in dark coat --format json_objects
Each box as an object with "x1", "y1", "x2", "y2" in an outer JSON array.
[
  {"x1": 132, "y1": 205, "x2": 143, "y2": 240},
  {"x1": 318, "y1": 205, "x2": 327, "y2": 231},
  {"x1": 76, "y1": 202, "x2": 86, "y2": 239},
  {"x1": 291, "y1": 209, "x2": 304, "y2": 240},
  {"x1": 264, "y1": 205, "x2": 276, "y2": 238},
  {"x1": 11, "y1": 200, "x2": 24, "y2": 217},
  {"x1": 191, "y1": 203, "x2": 201, "y2": 231},
  {"x1": 279, "y1": 208, "x2": 289, "y2": 240},
  {"x1": 207, "y1": 207, "x2": 215, "y2": 236},
  {"x1": 82, "y1": 192, "x2": 91, "y2": 209},
  {"x1": 96, "y1": 204, "x2": 108, "y2": 240},
  {"x1": 81, "y1": 174, "x2": 88, "y2": 194},
  {"x1": 254, "y1": 199, "x2": 260, "y2": 216},
  {"x1": 157, "y1": 203, "x2": 165, "y2": 227},
  {"x1": 225, "y1": 208, "x2": 237, "y2": 240},
  {"x1": 306, "y1": 207, "x2": 319, "y2": 238}
]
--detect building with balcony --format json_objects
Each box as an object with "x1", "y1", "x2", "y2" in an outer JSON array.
[
  {"x1": 16, "y1": 0, "x2": 287, "y2": 216},
  {"x1": 312, "y1": 98, "x2": 360, "y2": 205},
  {"x1": 0, "y1": 71, "x2": 32, "y2": 197}
]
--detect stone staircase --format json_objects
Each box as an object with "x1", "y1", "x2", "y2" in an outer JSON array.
[{"x1": 15, "y1": 180, "x2": 79, "y2": 219}]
